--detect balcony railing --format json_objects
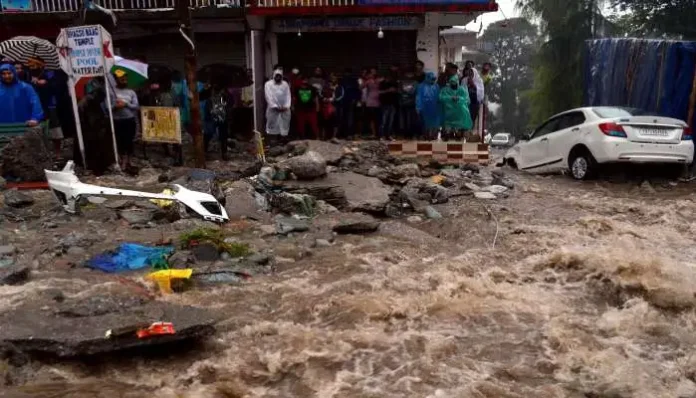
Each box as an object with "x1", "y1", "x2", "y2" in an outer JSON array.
[
  {"x1": 5, "y1": 0, "x2": 240, "y2": 13},
  {"x1": 255, "y1": 0, "x2": 354, "y2": 6}
]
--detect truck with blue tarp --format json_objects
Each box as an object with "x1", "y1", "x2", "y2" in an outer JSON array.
[{"x1": 584, "y1": 38, "x2": 696, "y2": 128}]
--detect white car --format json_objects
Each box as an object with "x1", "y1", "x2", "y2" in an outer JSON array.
[
  {"x1": 490, "y1": 133, "x2": 513, "y2": 148},
  {"x1": 503, "y1": 106, "x2": 694, "y2": 179}
]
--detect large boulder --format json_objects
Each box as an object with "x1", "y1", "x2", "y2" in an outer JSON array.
[
  {"x1": 288, "y1": 140, "x2": 345, "y2": 165},
  {"x1": 3, "y1": 189, "x2": 34, "y2": 208},
  {"x1": 0, "y1": 127, "x2": 53, "y2": 182},
  {"x1": 332, "y1": 213, "x2": 380, "y2": 234},
  {"x1": 224, "y1": 180, "x2": 264, "y2": 221},
  {"x1": 326, "y1": 172, "x2": 392, "y2": 213},
  {"x1": 282, "y1": 151, "x2": 327, "y2": 180}
]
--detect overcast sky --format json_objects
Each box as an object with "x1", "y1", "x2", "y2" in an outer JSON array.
[{"x1": 463, "y1": 0, "x2": 518, "y2": 33}]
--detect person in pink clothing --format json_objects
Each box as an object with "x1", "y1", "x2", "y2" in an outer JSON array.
[{"x1": 362, "y1": 67, "x2": 381, "y2": 139}]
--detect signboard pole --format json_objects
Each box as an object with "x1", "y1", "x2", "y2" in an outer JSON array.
[
  {"x1": 103, "y1": 77, "x2": 120, "y2": 171},
  {"x1": 67, "y1": 78, "x2": 88, "y2": 168}
]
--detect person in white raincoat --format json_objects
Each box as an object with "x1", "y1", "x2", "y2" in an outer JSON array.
[{"x1": 265, "y1": 69, "x2": 291, "y2": 140}]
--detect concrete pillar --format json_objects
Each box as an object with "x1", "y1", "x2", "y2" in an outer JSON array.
[
  {"x1": 417, "y1": 13, "x2": 440, "y2": 73},
  {"x1": 250, "y1": 29, "x2": 266, "y2": 133}
]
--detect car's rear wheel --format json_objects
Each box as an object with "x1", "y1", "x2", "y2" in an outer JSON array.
[
  {"x1": 569, "y1": 150, "x2": 597, "y2": 180},
  {"x1": 505, "y1": 158, "x2": 518, "y2": 169}
]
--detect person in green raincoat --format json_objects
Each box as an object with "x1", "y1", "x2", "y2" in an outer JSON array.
[{"x1": 439, "y1": 74, "x2": 472, "y2": 141}]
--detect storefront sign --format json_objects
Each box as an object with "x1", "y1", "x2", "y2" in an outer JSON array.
[
  {"x1": 141, "y1": 107, "x2": 182, "y2": 144},
  {"x1": 272, "y1": 16, "x2": 423, "y2": 32},
  {"x1": 0, "y1": 0, "x2": 32, "y2": 12},
  {"x1": 56, "y1": 25, "x2": 114, "y2": 78}
]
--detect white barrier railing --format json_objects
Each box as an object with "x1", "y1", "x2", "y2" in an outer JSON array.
[{"x1": 254, "y1": 0, "x2": 355, "y2": 6}]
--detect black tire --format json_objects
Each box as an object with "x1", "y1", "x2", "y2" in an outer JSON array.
[
  {"x1": 505, "y1": 158, "x2": 518, "y2": 169},
  {"x1": 569, "y1": 149, "x2": 597, "y2": 180}
]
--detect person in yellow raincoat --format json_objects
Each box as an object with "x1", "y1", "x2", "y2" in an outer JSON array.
[{"x1": 438, "y1": 75, "x2": 472, "y2": 141}]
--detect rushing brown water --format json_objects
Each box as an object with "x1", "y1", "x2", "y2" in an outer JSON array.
[{"x1": 5, "y1": 172, "x2": 696, "y2": 398}]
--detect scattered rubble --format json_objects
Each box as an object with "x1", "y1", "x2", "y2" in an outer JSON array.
[
  {"x1": 329, "y1": 172, "x2": 392, "y2": 213},
  {"x1": 3, "y1": 189, "x2": 34, "y2": 208},
  {"x1": 0, "y1": 127, "x2": 53, "y2": 182},
  {"x1": 281, "y1": 151, "x2": 327, "y2": 180},
  {"x1": 332, "y1": 214, "x2": 380, "y2": 234}
]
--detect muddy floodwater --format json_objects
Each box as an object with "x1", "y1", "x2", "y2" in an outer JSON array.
[{"x1": 4, "y1": 170, "x2": 696, "y2": 398}]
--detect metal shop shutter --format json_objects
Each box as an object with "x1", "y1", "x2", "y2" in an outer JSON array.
[
  {"x1": 277, "y1": 31, "x2": 417, "y2": 75},
  {"x1": 118, "y1": 32, "x2": 247, "y2": 74}
]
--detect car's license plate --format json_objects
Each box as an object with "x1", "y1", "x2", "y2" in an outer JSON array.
[{"x1": 639, "y1": 128, "x2": 670, "y2": 137}]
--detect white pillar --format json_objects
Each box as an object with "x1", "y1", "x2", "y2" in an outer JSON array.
[{"x1": 417, "y1": 12, "x2": 440, "y2": 73}]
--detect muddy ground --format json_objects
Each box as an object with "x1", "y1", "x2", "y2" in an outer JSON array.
[{"x1": 3, "y1": 144, "x2": 696, "y2": 398}]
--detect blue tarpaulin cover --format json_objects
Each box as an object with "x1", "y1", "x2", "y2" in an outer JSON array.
[
  {"x1": 584, "y1": 38, "x2": 696, "y2": 126},
  {"x1": 87, "y1": 243, "x2": 174, "y2": 273}
]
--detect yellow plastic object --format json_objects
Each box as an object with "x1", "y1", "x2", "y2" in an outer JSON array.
[
  {"x1": 150, "y1": 188, "x2": 175, "y2": 208},
  {"x1": 431, "y1": 175, "x2": 446, "y2": 185},
  {"x1": 146, "y1": 269, "x2": 193, "y2": 294}
]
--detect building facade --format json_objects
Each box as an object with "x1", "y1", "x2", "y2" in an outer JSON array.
[{"x1": 0, "y1": 0, "x2": 498, "y2": 128}]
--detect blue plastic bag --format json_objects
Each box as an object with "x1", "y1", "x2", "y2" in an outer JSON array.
[{"x1": 87, "y1": 243, "x2": 174, "y2": 273}]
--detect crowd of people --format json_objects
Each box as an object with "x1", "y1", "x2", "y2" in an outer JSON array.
[
  {"x1": 0, "y1": 55, "x2": 492, "y2": 177},
  {"x1": 264, "y1": 60, "x2": 491, "y2": 143}
]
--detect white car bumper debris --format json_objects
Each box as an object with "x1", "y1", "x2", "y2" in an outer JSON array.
[{"x1": 45, "y1": 161, "x2": 229, "y2": 223}]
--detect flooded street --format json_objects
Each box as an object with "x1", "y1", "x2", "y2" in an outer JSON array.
[{"x1": 4, "y1": 166, "x2": 696, "y2": 398}]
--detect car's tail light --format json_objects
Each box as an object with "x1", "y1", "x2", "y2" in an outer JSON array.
[
  {"x1": 598, "y1": 122, "x2": 627, "y2": 138},
  {"x1": 682, "y1": 126, "x2": 693, "y2": 140}
]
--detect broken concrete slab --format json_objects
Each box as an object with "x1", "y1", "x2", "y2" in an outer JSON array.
[
  {"x1": 276, "y1": 216, "x2": 310, "y2": 235},
  {"x1": 224, "y1": 180, "x2": 263, "y2": 221},
  {"x1": 281, "y1": 151, "x2": 327, "y2": 180},
  {"x1": 474, "y1": 191, "x2": 497, "y2": 200},
  {"x1": 332, "y1": 214, "x2": 380, "y2": 234},
  {"x1": 118, "y1": 209, "x2": 155, "y2": 225},
  {"x1": 281, "y1": 180, "x2": 347, "y2": 209},
  {"x1": 0, "y1": 127, "x2": 53, "y2": 182},
  {"x1": 0, "y1": 288, "x2": 217, "y2": 357},
  {"x1": 327, "y1": 172, "x2": 391, "y2": 213},
  {"x1": 288, "y1": 140, "x2": 346, "y2": 165}
]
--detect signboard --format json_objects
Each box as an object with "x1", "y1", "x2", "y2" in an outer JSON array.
[
  {"x1": 0, "y1": 0, "x2": 32, "y2": 12},
  {"x1": 272, "y1": 16, "x2": 423, "y2": 32},
  {"x1": 141, "y1": 107, "x2": 182, "y2": 144},
  {"x1": 56, "y1": 25, "x2": 115, "y2": 78}
]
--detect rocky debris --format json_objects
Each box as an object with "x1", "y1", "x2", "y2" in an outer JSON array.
[
  {"x1": 0, "y1": 176, "x2": 6, "y2": 190},
  {"x1": 276, "y1": 216, "x2": 310, "y2": 235},
  {"x1": 462, "y1": 163, "x2": 480, "y2": 174},
  {"x1": 0, "y1": 127, "x2": 53, "y2": 182},
  {"x1": 259, "y1": 224, "x2": 277, "y2": 236},
  {"x1": 314, "y1": 238, "x2": 333, "y2": 247},
  {"x1": 191, "y1": 243, "x2": 220, "y2": 262},
  {"x1": 281, "y1": 151, "x2": 327, "y2": 180},
  {"x1": 328, "y1": 172, "x2": 391, "y2": 213},
  {"x1": 407, "y1": 215, "x2": 424, "y2": 223},
  {"x1": 268, "y1": 192, "x2": 316, "y2": 216},
  {"x1": 105, "y1": 199, "x2": 135, "y2": 210},
  {"x1": 389, "y1": 163, "x2": 421, "y2": 180},
  {"x1": 0, "y1": 264, "x2": 29, "y2": 285},
  {"x1": 492, "y1": 169, "x2": 515, "y2": 189},
  {"x1": 57, "y1": 231, "x2": 99, "y2": 251},
  {"x1": 424, "y1": 206, "x2": 443, "y2": 219},
  {"x1": 267, "y1": 145, "x2": 287, "y2": 158},
  {"x1": 87, "y1": 196, "x2": 108, "y2": 205},
  {"x1": 288, "y1": 140, "x2": 346, "y2": 165},
  {"x1": 0, "y1": 287, "x2": 217, "y2": 357},
  {"x1": 316, "y1": 200, "x2": 339, "y2": 214},
  {"x1": 474, "y1": 191, "x2": 497, "y2": 200},
  {"x1": 0, "y1": 245, "x2": 16, "y2": 257},
  {"x1": 281, "y1": 180, "x2": 347, "y2": 208},
  {"x1": 119, "y1": 209, "x2": 155, "y2": 225},
  {"x1": 172, "y1": 219, "x2": 221, "y2": 231},
  {"x1": 192, "y1": 270, "x2": 247, "y2": 285},
  {"x1": 484, "y1": 185, "x2": 509, "y2": 195},
  {"x1": 463, "y1": 182, "x2": 482, "y2": 192},
  {"x1": 247, "y1": 253, "x2": 271, "y2": 266},
  {"x1": 399, "y1": 179, "x2": 450, "y2": 211},
  {"x1": 168, "y1": 251, "x2": 195, "y2": 269},
  {"x1": 332, "y1": 214, "x2": 380, "y2": 234},
  {"x1": 224, "y1": 180, "x2": 264, "y2": 221},
  {"x1": 3, "y1": 189, "x2": 34, "y2": 208}
]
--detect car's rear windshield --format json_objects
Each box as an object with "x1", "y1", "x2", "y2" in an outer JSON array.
[{"x1": 592, "y1": 107, "x2": 654, "y2": 118}]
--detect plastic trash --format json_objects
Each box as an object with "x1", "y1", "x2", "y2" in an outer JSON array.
[
  {"x1": 87, "y1": 243, "x2": 174, "y2": 273},
  {"x1": 136, "y1": 322, "x2": 176, "y2": 339},
  {"x1": 150, "y1": 188, "x2": 175, "y2": 208},
  {"x1": 146, "y1": 268, "x2": 193, "y2": 294}
]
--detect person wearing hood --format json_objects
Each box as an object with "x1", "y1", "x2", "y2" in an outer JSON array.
[
  {"x1": 0, "y1": 63, "x2": 43, "y2": 125},
  {"x1": 463, "y1": 61, "x2": 485, "y2": 127},
  {"x1": 416, "y1": 71, "x2": 440, "y2": 140},
  {"x1": 439, "y1": 74, "x2": 472, "y2": 141},
  {"x1": 265, "y1": 69, "x2": 291, "y2": 141},
  {"x1": 111, "y1": 69, "x2": 140, "y2": 171}
]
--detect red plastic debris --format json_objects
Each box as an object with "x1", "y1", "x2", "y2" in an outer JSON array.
[{"x1": 136, "y1": 322, "x2": 176, "y2": 339}]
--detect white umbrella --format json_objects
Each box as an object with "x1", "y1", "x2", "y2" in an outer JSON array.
[{"x1": 0, "y1": 36, "x2": 60, "y2": 69}]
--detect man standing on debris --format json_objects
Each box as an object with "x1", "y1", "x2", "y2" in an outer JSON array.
[
  {"x1": 379, "y1": 68, "x2": 399, "y2": 141},
  {"x1": 200, "y1": 80, "x2": 232, "y2": 160},
  {"x1": 0, "y1": 63, "x2": 43, "y2": 126},
  {"x1": 265, "y1": 69, "x2": 291, "y2": 142},
  {"x1": 439, "y1": 75, "x2": 472, "y2": 141},
  {"x1": 416, "y1": 71, "x2": 440, "y2": 140},
  {"x1": 111, "y1": 70, "x2": 140, "y2": 171},
  {"x1": 27, "y1": 56, "x2": 65, "y2": 160},
  {"x1": 398, "y1": 68, "x2": 419, "y2": 139},
  {"x1": 294, "y1": 75, "x2": 321, "y2": 139}
]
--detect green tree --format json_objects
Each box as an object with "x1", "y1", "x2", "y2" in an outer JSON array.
[
  {"x1": 610, "y1": 0, "x2": 696, "y2": 39},
  {"x1": 516, "y1": 0, "x2": 608, "y2": 124},
  {"x1": 479, "y1": 18, "x2": 538, "y2": 135}
]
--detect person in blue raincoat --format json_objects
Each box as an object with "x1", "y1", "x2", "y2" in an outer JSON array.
[
  {"x1": 415, "y1": 71, "x2": 441, "y2": 140},
  {"x1": 439, "y1": 74, "x2": 472, "y2": 141},
  {"x1": 0, "y1": 63, "x2": 44, "y2": 125}
]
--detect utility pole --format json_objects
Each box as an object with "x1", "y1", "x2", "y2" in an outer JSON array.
[{"x1": 176, "y1": 0, "x2": 205, "y2": 168}]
